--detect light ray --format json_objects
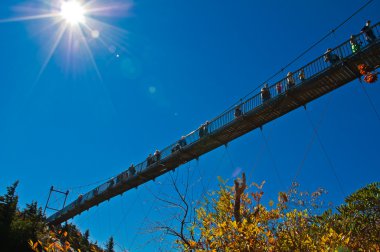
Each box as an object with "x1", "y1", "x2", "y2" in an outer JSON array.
[
  {"x1": 36, "y1": 22, "x2": 68, "y2": 81},
  {"x1": 86, "y1": 16, "x2": 129, "y2": 35},
  {"x1": 85, "y1": 3, "x2": 133, "y2": 16},
  {"x1": 85, "y1": 16, "x2": 129, "y2": 51},
  {"x1": 77, "y1": 25, "x2": 103, "y2": 80},
  {"x1": 0, "y1": 13, "x2": 58, "y2": 23},
  {"x1": 77, "y1": 21, "x2": 119, "y2": 116}
]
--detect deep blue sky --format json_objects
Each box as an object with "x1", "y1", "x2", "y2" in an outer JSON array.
[{"x1": 1, "y1": 0, "x2": 380, "y2": 250}]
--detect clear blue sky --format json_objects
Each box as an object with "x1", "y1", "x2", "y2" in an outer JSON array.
[{"x1": 1, "y1": 0, "x2": 380, "y2": 250}]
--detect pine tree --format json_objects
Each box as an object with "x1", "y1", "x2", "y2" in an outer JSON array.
[
  {"x1": 0, "y1": 181, "x2": 19, "y2": 250},
  {"x1": 105, "y1": 236, "x2": 115, "y2": 252}
]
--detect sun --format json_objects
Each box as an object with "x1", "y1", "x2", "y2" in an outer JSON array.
[
  {"x1": 0, "y1": 0, "x2": 133, "y2": 79},
  {"x1": 60, "y1": 1, "x2": 85, "y2": 25}
]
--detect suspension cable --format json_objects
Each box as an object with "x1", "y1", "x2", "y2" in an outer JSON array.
[
  {"x1": 304, "y1": 109, "x2": 346, "y2": 196},
  {"x1": 215, "y1": 0, "x2": 375, "y2": 118},
  {"x1": 260, "y1": 129, "x2": 286, "y2": 191},
  {"x1": 359, "y1": 81, "x2": 380, "y2": 122},
  {"x1": 291, "y1": 96, "x2": 333, "y2": 186}
]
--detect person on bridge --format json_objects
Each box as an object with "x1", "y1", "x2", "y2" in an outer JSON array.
[
  {"x1": 199, "y1": 121, "x2": 210, "y2": 138},
  {"x1": 324, "y1": 48, "x2": 340, "y2": 65},
  {"x1": 361, "y1": 20, "x2": 376, "y2": 43},
  {"x1": 128, "y1": 164, "x2": 136, "y2": 176},
  {"x1": 172, "y1": 136, "x2": 187, "y2": 153},
  {"x1": 77, "y1": 194, "x2": 83, "y2": 205},
  {"x1": 154, "y1": 149, "x2": 161, "y2": 162},
  {"x1": 287, "y1": 72, "x2": 295, "y2": 89},
  {"x1": 147, "y1": 154, "x2": 153, "y2": 166},
  {"x1": 298, "y1": 69, "x2": 306, "y2": 81},
  {"x1": 276, "y1": 82, "x2": 282, "y2": 94},
  {"x1": 178, "y1": 136, "x2": 187, "y2": 147},
  {"x1": 350, "y1": 35, "x2": 361, "y2": 53},
  {"x1": 261, "y1": 83, "x2": 271, "y2": 102},
  {"x1": 234, "y1": 105, "x2": 242, "y2": 118}
]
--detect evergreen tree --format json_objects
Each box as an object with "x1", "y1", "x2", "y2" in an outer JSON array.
[
  {"x1": 0, "y1": 181, "x2": 19, "y2": 250},
  {"x1": 105, "y1": 236, "x2": 115, "y2": 252}
]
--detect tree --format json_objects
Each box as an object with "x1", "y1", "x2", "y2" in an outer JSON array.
[
  {"x1": 165, "y1": 173, "x2": 379, "y2": 251},
  {"x1": 316, "y1": 182, "x2": 380, "y2": 250},
  {"x1": 105, "y1": 236, "x2": 115, "y2": 252},
  {"x1": 0, "y1": 181, "x2": 19, "y2": 250},
  {"x1": 0, "y1": 181, "x2": 108, "y2": 252}
]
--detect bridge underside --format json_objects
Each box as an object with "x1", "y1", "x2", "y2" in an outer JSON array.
[{"x1": 48, "y1": 36, "x2": 380, "y2": 226}]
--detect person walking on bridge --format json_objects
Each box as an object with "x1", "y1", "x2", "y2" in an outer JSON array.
[
  {"x1": 324, "y1": 48, "x2": 340, "y2": 65},
  {"x1": 361, "y1": 20, "x2": 376, "y2": 43}
]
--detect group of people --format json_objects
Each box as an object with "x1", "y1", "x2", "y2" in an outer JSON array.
[
  {"x1": 110, "y1": 135, "x2": 189, "y2": 187},
  {"x1": 147, "y1": 149, "x2": 161, "y2": 166},
  {"x1": 93, "y1": 20, "x2": 378, "y2": 196},
  {"x1": 325, "y1": 20, "x2": 377, "y2": 65},
  {"x1": 259, "y1": 69, "x2": 304, "y2": 103},
  {"x1": 259, "y1": 20, "x2": 377, "y2": 104},
  {"x1": 172, "y1": 136, "x2": 187, "y2": 152}
]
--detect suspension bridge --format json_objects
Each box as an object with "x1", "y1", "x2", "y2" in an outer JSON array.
[{"x1": 46, "y1": 22, "x2": 380, "y2": 226}]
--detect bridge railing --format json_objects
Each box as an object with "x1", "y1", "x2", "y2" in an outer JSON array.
[{"x1": 48, "y1": 22, "x2": 380, "y2": 223}]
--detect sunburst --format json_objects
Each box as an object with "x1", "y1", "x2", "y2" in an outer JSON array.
[
  {"x1": 60, "y1": 1, "x2": 86, "y2": 25},
  {"x1": 0, "y1": 0, "x2": 132, "y2": 80}
]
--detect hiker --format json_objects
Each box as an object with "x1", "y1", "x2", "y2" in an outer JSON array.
[
  {"x1": 361, "y1": 20, "x2": 376, "y2": 43},
  {"x1": 234, "y1": 105, "x2": 242, "y2": 118},
  {"x1": 128, "y1": 164, "x2": 136, "y2": 176},
  {"x1": 154, "y1": 149, "x2": 161, "y2": 162},
  {"x1": 324, "y1": 48, "x2": 340, "y2": 65},
  {"x1": 298, "y1": 69, "x2": 306, "y2": 81},
  {"x1": 261, "y1": 83, "x2": 271, "y2": 102},
  {"x1": 350, "y1": 35, "x2": 361, "y2": 53},
  {"x1": 199, "y1": 121, "x2": 210, "y2": 138},
  {"x1": 276, "y1": 82, "x2": 282, "y2": 94},
  {"x1": 287, "y1": 72, "x2": 295, "y2": 89}
]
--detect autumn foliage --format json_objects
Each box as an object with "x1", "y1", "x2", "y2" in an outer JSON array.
[
  {"x1": 175, "y1": 174, "x2": 380, "y2": 251},
  {"x1": 0, "y1": 181, "x2": 112, "y2": 252}
]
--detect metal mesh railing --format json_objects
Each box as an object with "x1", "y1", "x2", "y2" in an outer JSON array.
[{"x1": 49, "y1": 22, "x2": 379, "y2": 222}]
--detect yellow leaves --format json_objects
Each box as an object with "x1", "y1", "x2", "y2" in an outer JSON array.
[
  {"x1": 343, "y1": 236, "x2": 350, "y2": 244},
  {"x1": 63, "y1": 231, "x2": 68, "y2": 237},
  {"x1": 28, "y1": 240, "x2": 38, "y2": 252},
  {"x1": 268, "y1": 237, "x2": 275, "y2": 245},
  {"x1": 251, "y1": 191, "x2": 264, "y2": 202},
  {"x1": 231, "y1": 220, "x2": 238, "y2": 229},
  {"x1": 28, "y1": 240, "x2": 43, "y2": 252},
  {"x1": 54, "y1": 242, "x2": 64, "y2": 251},
  {"x1": 214, "y1": 228, "x2": 224, "y2": 237},
  {"x1": 269, "y1": 200, "x2": 274, "y2": 207},
  {"x1": 278, "y1": 192, "x2": 288, "y2": 203},
  {"x1": 64, "y1": 240, "x2": 71, "y2": 250},
  {"x1": 188, "y1": 240, "x2": 197, "y2": 248}
]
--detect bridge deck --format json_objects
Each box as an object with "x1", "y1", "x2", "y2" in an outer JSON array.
[{"x1": 47, "y1": 23, "x2": 380, "y2": 225}]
